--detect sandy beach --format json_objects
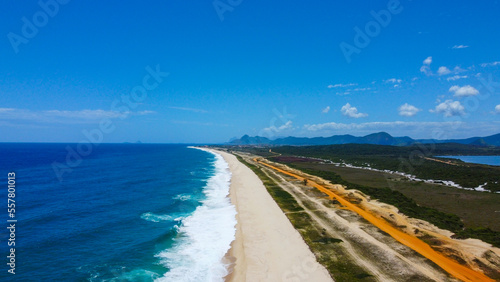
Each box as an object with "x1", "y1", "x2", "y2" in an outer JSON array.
[{"x1": 209, "y1": 149, "x2": 333, "y2": 282}]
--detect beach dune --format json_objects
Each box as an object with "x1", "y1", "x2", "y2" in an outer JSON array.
[{"x1": 213, "y1": 150, "x2": 333, "y2": 282}]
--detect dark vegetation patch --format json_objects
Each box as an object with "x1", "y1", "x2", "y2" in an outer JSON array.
[
  {"x1": 273, "y1": 156, "x2": 316, "y2": 163},
  {"x1": 278, "y1": 162, "x2": 466, "y2": 233},
  {"x1": 270, "y1": 144, "x2": 500, "y2": 192},
  {"x1": 293, "y1": 162, "x2": 500, "y2": 233},
  {"x1": 263, "y1": 155, "x2": 500, "y2": 248}
]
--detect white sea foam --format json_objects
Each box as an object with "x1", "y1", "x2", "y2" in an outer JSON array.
[
  {"x1": 141, "y1": 212, "x2": 184, "y2": 223},
  {"x1": 173, "y1": 193, "x2": 192, "y2": 201},
  {"x1": 108, "y1": 269, "x2": 160, "y2": 281},
  {"x1": 155, "y1": 148, "x2": 237, "y2": 282}
]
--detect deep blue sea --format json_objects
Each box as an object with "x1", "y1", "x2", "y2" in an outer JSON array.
[
  {"x1": 0, "y1": 143, "x2": 236, "y2": 281},
  {"x1": 436, "y1": 155, "x2": 500, "y2": 166}
]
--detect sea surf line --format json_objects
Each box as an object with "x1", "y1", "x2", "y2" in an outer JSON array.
[{"x1": 254, "y1": 158, "x2": 493, "y2": 282}]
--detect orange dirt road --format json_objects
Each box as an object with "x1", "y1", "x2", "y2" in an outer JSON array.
[{"x1": 255, "y1": 158, "x2": 493, "y2": 282}]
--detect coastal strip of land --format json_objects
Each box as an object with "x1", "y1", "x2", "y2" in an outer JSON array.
[
  {"x1": 255, "y1": 157, "x2": 495, "y2": 282},
  {"x1": 208, "y1": 149, "x2": 333, "y2": 282}
]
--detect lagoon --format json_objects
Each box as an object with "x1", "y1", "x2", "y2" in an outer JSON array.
[{"x1": 436, "y1": 155, "x2": 500, "y2": 166}]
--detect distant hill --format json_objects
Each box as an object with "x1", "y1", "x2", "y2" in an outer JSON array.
[
  {"x1": 417, "y1": 133, "x2": 500, "y2": 147},
  {"x1": 228, "y1": 132, "x2": 500, "y2": 147}
]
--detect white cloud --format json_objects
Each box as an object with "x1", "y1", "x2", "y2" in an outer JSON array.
[
  {"x1": 0, "y1": 108, "x2": 38, "y2": 121},
  {"x1": 452, "y1": 45, "x2": 469, "y2": 49},
  {"x1": 449, "y1": 85, "x2": 479, "y2": 97},
  {"x1": 420, "y1": 65, "x2": 431, "y2": 75},
  {"x1": 431, "y1": 100, "x2": 465, "y2": 117},
  {"x1": 385, "y1": 78, "x2": 402, "y2": 84},
  {"x1": 0, "y1": 108, "x2": 154, "y2": 123},
  {"x1": 43, "y1": 109, "x2": 130, "y2": 119},
  {"x1": 437, "y1": 66, "x2": 451, "y2": 76},
  {"x1": 480, "y1": 61, "x2": 500, "y2": 67},
  {"x1": 0, "y1": 108, "x2": 15, "y2": 113},
  {"x1": 302, "y1": 120, "x2": 500, "y2": 139},
  {"x1": 137, "y1": 110, "x2": 155, "y2": 115},
  {"x1": 328, "y1": 83, "x2": 357, "y2": 88},
  {"x1": 262, "y1": 120, "x2": 293, "y2": 133},
  {"x1": 447, "y1": 75, "x2": 468, "y2": 81},
  {"x1": 420, "y1": 56, "x2": 433, "y2": 75},
  {"x1": 435, "y1": 95, "x2": 445, "y2": 103},
  {"x1": 169, "y1": 106, "x2": 208, "y2": 113},
  {"x1": 322, "y1": 106, "x2": 330, "y2": 114},
  {"x1": 398, "y1": 103, "x2": 421, "y2": 117},
  {"x1": 495, "y1": 105, "x2": 500, "y2": 114},
  {"x1": 419, "y1": 57, "x2": 466, "y2": 77},
  {"x1": 171, "y1": 120, "x2": 230, "y2": 127},
  {"x1": 334, "y1": 87, "x2": 371, "y2": 96},
  {"x1": 338, "y1": 92, "x2": 350, "y2": 96},
  {"x1": 341, "y1": 103, "x2": 368, "y2": 118},
  {"x1": 304, "y1": 121, "x2": 461, "y2": 132}
]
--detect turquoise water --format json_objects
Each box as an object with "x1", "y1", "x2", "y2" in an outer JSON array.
[
  {"x1": 436, "y1": 155, "x2": 500, "y2": 166},
  {"x1": 0, "y1": 144, "x2": 235, "y2": 281}
]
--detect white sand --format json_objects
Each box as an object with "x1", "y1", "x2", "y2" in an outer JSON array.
[{"x1": 210, "y1": 150, "x2": 333, "y2": 282}]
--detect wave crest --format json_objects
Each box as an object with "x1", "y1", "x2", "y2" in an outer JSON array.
[
  {"x1": 173, "y1": 194, "x2": 192, "y2": 201},
  {"x1": 141, "y1": 212, "x2": 183, "y2": 223},
  {"x1": 155, "y1": 149, "x2": 237, "y2": 282}
]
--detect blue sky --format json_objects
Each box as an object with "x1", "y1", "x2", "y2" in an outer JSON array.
[{"x1": 1, "y1": 0, "x2": 499, "y2": 143}]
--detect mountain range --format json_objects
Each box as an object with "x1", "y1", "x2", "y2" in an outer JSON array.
[{"x1": 228, "y1": 132, "x2": 500, "y2": 147}]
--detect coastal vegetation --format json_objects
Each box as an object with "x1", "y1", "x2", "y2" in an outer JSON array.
[
  {"x1": 266, "y1": 154, "x2": 500, "y2": 248},
  {"x1": 270, "y1": 143, "x2": 500, "y2": 192}
]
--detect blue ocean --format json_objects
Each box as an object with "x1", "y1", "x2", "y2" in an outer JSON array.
[{"x1": 0, "y1": 144, "x2": 236, "y2": 281}]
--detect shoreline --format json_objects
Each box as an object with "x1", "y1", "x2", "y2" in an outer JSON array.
[{"x1": 207, "y1": 149, "x2": 332, "y2": 281}]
